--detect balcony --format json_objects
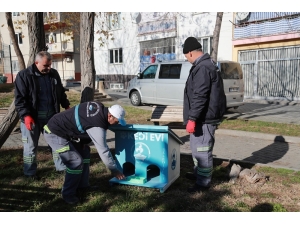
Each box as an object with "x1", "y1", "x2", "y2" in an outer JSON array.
[
  {"x1": 43, "y1": 12, "x2": 60, "y2": 23},
  {"x1": 234, "y1": 12, "x2": 300, "y2": 40},
  {"x1": 47, "y1": 41, "x2": 74, "y2": 53}
]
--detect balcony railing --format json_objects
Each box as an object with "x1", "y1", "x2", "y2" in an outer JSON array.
[
  {"x1": 47, "y1": 41, "x2": 74, "y2": 53},
  {"x1": 235, "y1": 12, "x2": 300, "y2": 24},
  {"x1": 234, "y1": 13, "x2": 300, "y2": 40}
]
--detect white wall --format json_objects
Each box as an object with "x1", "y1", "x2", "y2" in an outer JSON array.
[
  {"x1": 176, "y1": 12, "x2": 233, "y2": 61},
  {"x1": 94, "y1": 13, "x2": 140, "y2": 76},
  {"x1": 94, "y1": 12, "x2": 234, "y2": 76},
  {"x1": 0, "y1": 12, "x2": 30, "y2": 64}
]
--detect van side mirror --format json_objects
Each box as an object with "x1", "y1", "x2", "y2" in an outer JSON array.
[{"x1": 137, "y1": 73, "x2": 141, "y2": 79}]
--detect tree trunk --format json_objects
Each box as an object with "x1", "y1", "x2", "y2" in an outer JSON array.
[
  {"x1": 211, "y1": 12, "x2": 223, "y2": 63},
  {"x1": 0, "y1": 13, "x2": 27, "y2": 148},
  {"x1": 80, "y1": 12, "x2": 95, "y2": 103},
  {"x1": 5, "y1": 13, "x2": 26, "y2": 70},
  {"x1": 27, "y1": 12, "x2": 46, "y2": 67},
  {"x1": 0, "y1": 12, "x2": 45, "y2": 149}
]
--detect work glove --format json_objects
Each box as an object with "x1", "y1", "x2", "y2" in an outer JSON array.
[
  {"x1": 186, "y1": 120, "x2": 196, "y2": 133},
  {"x1": 24, "y1": 115, "x2": 35, "y2": 131},
  {"x1": 65, "y1": 106, "x2": 70, "y2": 110}
]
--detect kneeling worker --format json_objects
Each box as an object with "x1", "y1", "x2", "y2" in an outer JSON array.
[{"x1": 43, "y1": 101, "x2": 126, "y2": 204}]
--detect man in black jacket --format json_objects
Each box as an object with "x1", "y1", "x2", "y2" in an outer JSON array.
[
  {"x1": 182, "y1": 37, "x2": 226, "y2": 193},
  {"x1": 14, "y1": 51, "x2": 70, "y2": 179},
  {"x1": 43, "y1": 102, "x2": 126, "y2": 204}
]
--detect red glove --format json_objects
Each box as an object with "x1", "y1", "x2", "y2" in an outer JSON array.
[
  {"x1": 186, "y1": 120, "x2": 196, "y2": 133},
  {"x1": 24, "y1": 115, "x2": 35, "y2": 131},
  {"x1": 65, "y1": 106, "x2": 70, "y2": 110}
]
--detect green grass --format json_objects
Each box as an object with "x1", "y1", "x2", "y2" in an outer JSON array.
[
  {"x1": 1, "y1": 90, "x2": 300, "y2": 212},
  {"x1": 220, "y1": 117, "x2": 300, "y2": 137},
  {"x1": 0, "y1": 92, "x2": 14, "y2": 108}
]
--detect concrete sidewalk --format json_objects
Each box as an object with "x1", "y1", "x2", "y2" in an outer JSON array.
[{"x1": 2, "y1": 127, "x2": 300, "y2": 171}]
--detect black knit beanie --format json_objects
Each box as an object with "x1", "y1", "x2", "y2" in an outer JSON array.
[{"x1": 183, "y1": 37, "x2": 202, "y2": 54}]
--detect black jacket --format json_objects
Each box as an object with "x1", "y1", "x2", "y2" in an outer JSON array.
[
  {"x1": 183, "y1": 53, "x2": 226, "y2": 125},
  {"x1": 47, "y1": 101, "x2": 109, "y2": 143},
  {"x1": 14, "y1": 64, "x2": 70, "y2": 121}
]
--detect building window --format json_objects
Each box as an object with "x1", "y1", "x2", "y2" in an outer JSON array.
[
  {"x1": 45, "y1": 33, "x2": 57, "y2": 44},
  {"x1": 108, "y1": 12, "x2": 121, "y2": 30},
  {"x1": 51, "y1": 61, "x2": 58, "y2": 70},
  {"x1": 12, "y1": 12, "x2": 20, "y2": 17},
  {"x1": 43, "y1": 12, "x2": 59, "y2": 21},
  {"x1": 197, "y1": 36, "x2": 213, "y2": 54},
  {"x1": 14, "y1": 33, "x2": 23, "y2": 44},
  {"x1": 109, "y1": 48, "x2": 123, "y2": 64},
  {"x1": 12, "y1": 61, "x2": 19, "y2": 72},
  {"x1": 140, "y1": 37, "x2": 176, "y2": 56}
]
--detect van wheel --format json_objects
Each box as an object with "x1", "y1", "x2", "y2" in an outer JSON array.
[{"x1": 130, "y1": 91, "x2": 141, "y2": 106}]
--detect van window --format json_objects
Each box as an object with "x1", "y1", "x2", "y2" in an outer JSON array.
[
  {"x1": 141, "y1": 65, "x2": 158, "y2": 79},
  {"x1": 159, "y1": 64, "x2": 182, "y2": 79},
  {"x1": 220, "y1": 62, "x2": 243, "y2": 79}
]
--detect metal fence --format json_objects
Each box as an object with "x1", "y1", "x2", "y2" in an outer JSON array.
[
  {"x1": 239, "y1": 45, "x2": 300, "y2": 101},
  {"x1": 0, "y1": 43, "x2": 13, "y2": 78}
]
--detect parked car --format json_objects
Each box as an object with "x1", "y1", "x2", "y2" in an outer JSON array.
[{"x1": 127, "y1": 60, "x2": 244, "y2": 109}]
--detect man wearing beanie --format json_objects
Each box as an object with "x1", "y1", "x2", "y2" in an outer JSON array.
[{"x1": 182, "y1": 37, "x2": 226, "y2": 193}]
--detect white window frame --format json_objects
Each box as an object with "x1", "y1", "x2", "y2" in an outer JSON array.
[
  {"x1": 109, "y1": 48, "x2": 123, "y2": 64},
  {"x1": 12, "y1": 12, "x2": 20, "y2": 17},
  {"x1": 14, "y1": 33, "x2": 23, "y2": 45},
  {"x1": 108, "y1": 12, "x2": 121, "y2": 30},
  {"x1": 45, "y1": 33, "x2": 57, "y2": 44},
  {"x1": 197, "y1": 36, "x2": 213, "y2": 54},
  {"x1": 12, "y1": 60, "x2": 19, "y2": 72},
  {"x1": 51, "y1": 61, "x2": 58, "y2": 70}
]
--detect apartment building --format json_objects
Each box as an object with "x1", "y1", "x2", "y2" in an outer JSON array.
[
  {"x1": 0, "y1": 12, "x2": 81, "y2": 83},
  {"x1": 233, "y1": 12, "x2": 300, "y2": 101},
  {"x1": 94, "y1": 12, "x2": 234, "y2": 89}
]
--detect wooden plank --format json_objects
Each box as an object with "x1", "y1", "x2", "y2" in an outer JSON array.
[{"x1": 149, "y1": 105, "x2": 184, "y2": 123}]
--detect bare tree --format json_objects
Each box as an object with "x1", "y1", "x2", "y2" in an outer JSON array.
[
  {"x1": 27, "y1": 13, "x2": 46, "y2": 66},
  {"x1": 0, "y1": 12, "x2": 46, "y2": 149},
  {"x1": 0, "y1": 12, "x2": 26, "y2": 148},
  {"x1": 211, "y1": 12, "x2": 223, "y2": 62},
  {"x1": 5, "y1": 13, "x2": 26, "y2": 69},
  {"x1": 80, "y1": 12, "x2": 96, "y2": 103}
]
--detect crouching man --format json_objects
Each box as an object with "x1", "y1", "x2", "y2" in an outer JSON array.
[{"x1": 43, "y1": 101, "x2": 126, "y2": 204}]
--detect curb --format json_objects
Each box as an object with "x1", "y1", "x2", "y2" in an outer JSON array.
[{"x1": 215, "y1": 129, "x2": 300, "y2": 144}]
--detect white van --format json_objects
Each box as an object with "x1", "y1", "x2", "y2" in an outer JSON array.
[{"x1": 127, "y1": 60, "x2": 244, "y2": 109}]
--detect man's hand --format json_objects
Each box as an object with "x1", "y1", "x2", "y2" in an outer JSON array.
[
  {"x1": 112, "y1": 170, "x2": 125, "y2": 180},
  {"x1": 65, "y1": 106, "x2": 70, "y2": 110},
  {"x1": 186, "y1": 120, "x2": 196, "y2": 133},
  {"x1": 24, "y1": 115, "x2": 35, "y2": 131}
]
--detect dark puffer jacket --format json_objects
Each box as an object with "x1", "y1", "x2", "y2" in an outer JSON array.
[
  {"x1": 14, "y1": 63, "x2": 70, "y2": 121},
  {"x1": 183, "y1": 53, "x2": 227, "y2": 125}
]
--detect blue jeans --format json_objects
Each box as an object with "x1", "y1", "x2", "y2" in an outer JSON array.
[{"x1": 21, "y1": 119, "x2": 66, "y2": 176}]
